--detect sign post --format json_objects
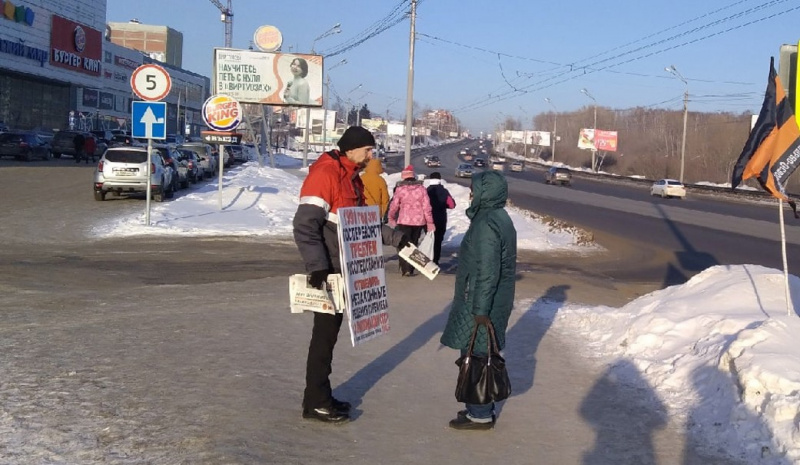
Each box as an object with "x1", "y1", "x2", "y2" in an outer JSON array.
[
  {"x1": 201, "y1": 95, "x2": 243, "y2": 210},
  {"x1": 131, "y1": 64, "x2": 171, "y2": 226}
]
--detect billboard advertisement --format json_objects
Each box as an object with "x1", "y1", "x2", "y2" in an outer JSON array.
[
  {"x1": 578, "y1": 128, "x2": 618, "y2": 151},
  {"x1": 595, "y1": 130, "x2": 618, "y2": 152},
  {"x1": 578, "y1": 128, "x2": 595, "y2": 150},
  {"x1": 213, "y1": 48, "x2": 323, "y2": 107},
  {"x1": 527, "y1": 131, "x2": 551, "y2": 146}
]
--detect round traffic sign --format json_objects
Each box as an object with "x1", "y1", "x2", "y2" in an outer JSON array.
[{"x1": 130, "y1": 64, "x2": 172, "y2": 101}]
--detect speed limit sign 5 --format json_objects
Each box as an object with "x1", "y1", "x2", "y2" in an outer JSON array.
[{"x1": 131, "y1": 64, "x2": 172, "y2": 101}]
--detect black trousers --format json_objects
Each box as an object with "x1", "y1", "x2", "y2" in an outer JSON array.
[
  {"x1": 396, "y1": 224, "x2": 425, "y2": 275},
  {"x1": 303, "y1": 311, "x2": 344, "y2": 409},
  {"x1": 432, "y1": 221, "x2": 446, "y2": 264}
]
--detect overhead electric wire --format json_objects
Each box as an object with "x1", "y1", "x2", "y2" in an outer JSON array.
[
  {"x1": 318, "y1": 0, "x2": 411, "y2": 57},
  {"x1": 452, "y1": 3, "x2": 799, "y2": 113}
]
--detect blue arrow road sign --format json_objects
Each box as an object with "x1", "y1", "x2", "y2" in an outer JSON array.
[{"x1": 131, "y1": 101, "x2": 167, "y2": 140}]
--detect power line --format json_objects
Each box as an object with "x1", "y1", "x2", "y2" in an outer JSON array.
[{"x1": 453, "y1": 3, "x2": 799, "y2": 113}]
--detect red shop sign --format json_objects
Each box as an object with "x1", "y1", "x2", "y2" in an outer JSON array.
[{"x1": 50, "y1": 15, "x2": 101, "y2": 76}]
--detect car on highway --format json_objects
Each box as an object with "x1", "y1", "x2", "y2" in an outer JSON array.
[
  {"x1": 473, "y1": 157, "x2": 486, "y2": 167},
  {"x1": 459, "y1": 149, "x2": 467, "y2": 156},
  {"x1": 0, "y1": 131, "x2": 52, "y2": 161},
  {"x1": 545, "y1": 167, "x2": 572, "y2": 186},
  {"x1": 491, "y1": 160, "x2": 505, "y2": 171},
  {"x1": 455, "y1": 163, "x2": 474, "y2": 178},
  {"x1": 93, "y1": 146, "x2": 175, "y2": 202},
  {"x1": 650, "y1": 178, "x2": 686, "y2": 199},
  {"x1": 510, "y1": 161, "x2": 524, "y2": 172},
  {"x1": 425, "y1": 155, "x2": 441, "y2": 167}
]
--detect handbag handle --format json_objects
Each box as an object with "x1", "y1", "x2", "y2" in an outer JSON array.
[{"x1": 464, "y1": 319, "x2": 501, "y2": 359}]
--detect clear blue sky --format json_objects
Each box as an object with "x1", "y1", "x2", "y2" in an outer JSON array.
[{"x1": 107, "y1": 0, "x2": 800, "y2": 135}]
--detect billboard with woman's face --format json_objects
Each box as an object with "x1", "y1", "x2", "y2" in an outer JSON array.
[{"x1": 213, "y1": 48, "x2": 323, "y2": 107}]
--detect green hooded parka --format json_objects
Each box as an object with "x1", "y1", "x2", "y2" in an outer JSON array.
[{"x1": 440, "y1": 170, "x2": 517, "y2": 352}]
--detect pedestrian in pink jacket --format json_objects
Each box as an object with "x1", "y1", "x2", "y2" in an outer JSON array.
[{"x1": 388, "y1": 165, "x2": 435, "y2": 276}]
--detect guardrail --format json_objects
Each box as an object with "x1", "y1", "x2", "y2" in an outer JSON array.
[{"x1": 514, "y1": 157, "x2": 795, "y2": 204}]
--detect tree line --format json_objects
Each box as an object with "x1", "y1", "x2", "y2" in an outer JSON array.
[{"x1": 496, "y1": 107, "x2": 791, "y2": 190}]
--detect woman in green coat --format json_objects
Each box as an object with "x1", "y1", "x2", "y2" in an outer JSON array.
[{"x1": 440, "y1": 170, "x2": 517, "y2": 430}]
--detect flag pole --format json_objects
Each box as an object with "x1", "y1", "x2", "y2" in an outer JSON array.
[{"x1": 779, "y1": 199, "x2": 793, "y2": 316}]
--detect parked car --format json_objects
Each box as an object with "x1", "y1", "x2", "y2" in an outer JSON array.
[
  {"x1": 153, "y1": 145, "x2": 185, "y2": 192},
  {"x1": 176, "y1": 149, "x2": 203, "y2": 184},
  {"x1": 91, "y1": 130, "x2": 113, "y2": 146},
  {"x1": 180, "y1": 142, "x2": 217, "y2": 178},
  {"x1": 455, "y1": 163, "x2": 474, "y2": 178},
  {"x1": 93, "y1": 146, "x2": 174, "y2": 202},
  {"x1": 651, "y1": 178, "x2": 686, "y2": 199},
  {"x1": 50, "y1": 130, "x2": 107, "y2": 159},
  {"x1": 510, "y1": 161, "x2": 524, "y2": 172},
  {"x1": 545, "y1": 166, "x2": 572, "y2": 186},
  {"x1": 226, "y1": 145, "x2": 248, "y2": 163},
  {"x1": 0, "y1": 131, "x2": 52, "y2": 161},
  {"x1": 425, "y1": 155, "x2": 441, "y2": 167},
  {"x1": 473, "y1": 157, "x2": 486, "y2": 167}
]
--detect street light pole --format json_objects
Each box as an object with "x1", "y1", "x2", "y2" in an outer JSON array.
[
  {"x1": 666, "y1": 65, "x2": 688, "y2": 184},
  {"x1": 322, "y1": 58, "x2": 347, "y2": 153},
  {"x1": 544, "y1": 98, "x2": 557, "y2": 163},
  {"x1": 580, "y1": 88, "x2": 597, "y2": 171},
  {"x1": 404, "y1": 0, "x2": 418, "y2": 168},
  {"x1": 310, "y1": 23, "x2": 341, "y2": 54},
  {"x1": 303, "y1": 23, "x2": 342, "y2": 168}
]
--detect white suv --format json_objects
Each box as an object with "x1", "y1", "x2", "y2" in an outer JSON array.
[{"x1": 93, "y1": 146, "x2": 174, "y2": 201}]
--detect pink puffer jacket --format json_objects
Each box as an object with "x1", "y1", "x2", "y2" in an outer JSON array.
[{"x1": 388, "y1": 181, "x2": 435, "y2": 231}]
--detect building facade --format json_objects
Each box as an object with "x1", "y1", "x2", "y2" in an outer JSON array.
[
  {"x1": 0, "y1": 0, "x2": 208, "y2": 135},
  {"x1": 107, "y1": 20, "x2": 182, "y2": 68}
]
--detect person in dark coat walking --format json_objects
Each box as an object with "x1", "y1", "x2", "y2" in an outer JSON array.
[
  {"x1": 440, "y1": 170, "x2": 517, "y2": 430},
  {"x1": 425, "y1": 172, "x2": 455, "y2": 264},
  {"x1": 293, "y1": 126, "x2": 407, "y2": 424},
  {"x1": 72, "y1": 132, "x2": 85, "y2": 163}
]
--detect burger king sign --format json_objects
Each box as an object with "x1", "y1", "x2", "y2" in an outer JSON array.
[{"x1": 202, "y1": 95, "x2": 243, "y2": 131}]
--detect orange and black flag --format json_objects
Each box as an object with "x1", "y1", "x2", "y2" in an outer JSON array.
[{"x1": 731, "y1": 57, "x2": 800, "y2": 218}]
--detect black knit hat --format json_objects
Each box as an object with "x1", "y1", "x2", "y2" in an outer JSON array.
[{"x1": 337, "y1": 126, "x2": 375, "y2": 153}]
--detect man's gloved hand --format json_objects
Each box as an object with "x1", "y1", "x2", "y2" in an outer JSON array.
[
  {"x1": 474, "y1": 315, "x2": 491, "y2": 325},
  {"x1": 308, "y1": 270, "x2": 329, "y2": 290},
  {"x1": 397, "y1": 234, "x2": 411, "y2": 250}
]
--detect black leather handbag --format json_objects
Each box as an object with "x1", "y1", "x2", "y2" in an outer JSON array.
[{"x1": 455, "y1": 321, "x2": 511, "y2": 404}]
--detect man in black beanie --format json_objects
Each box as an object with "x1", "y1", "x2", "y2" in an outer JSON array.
[{"x1": 292, "y1": 126, "x2": 408, "y2": 424}]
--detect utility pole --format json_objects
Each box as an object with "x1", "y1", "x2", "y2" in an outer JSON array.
[
  {"x1": 403, "y1": 0, "x2": 417, "y2": 168},
  {"x1": 666, "y1": 65, "x2": 689, "y2": 184},
  {"x1": 580, "y1": 88, "x2": 597, "y2": 171},
  {"x1": 545, "y1": 97, "x2": 557, "y2": 163},
  {"x1": 322, "y1": 59, "x2": 347, "y2": 153}
]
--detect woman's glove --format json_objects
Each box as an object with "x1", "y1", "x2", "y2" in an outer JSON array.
[
  {"x1": 308, "y1": 270, "x2": 329, "y2": 290},
  {"x1": 427, "y1": 224, "x2": 436, "y2": 233}
]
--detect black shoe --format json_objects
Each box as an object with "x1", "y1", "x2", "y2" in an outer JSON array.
[
  {"x1": 302, "y1": 407, "x2": 349, "y2": 424},
  {"x1": 456, "y1": 409, "x2": 496, "y2": 422},
  {"x1": 449, "y1": 415, "x2": 494, "y2": 430},
  {"x1": 332, "y1": 398, "x2": 351, "y2": 413}
]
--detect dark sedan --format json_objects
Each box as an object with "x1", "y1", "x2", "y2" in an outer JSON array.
[{"x1": 0, "y1": 131, "x2": 52, "y2": 161}]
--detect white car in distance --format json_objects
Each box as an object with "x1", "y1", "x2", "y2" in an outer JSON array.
[{"x1": 650, "y1": 179, "x2": 686, "y2": 199}]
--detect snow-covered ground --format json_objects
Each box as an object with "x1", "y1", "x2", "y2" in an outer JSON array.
[{"x1": 93, "y1": 153, "x2": 800, "y2": 463}]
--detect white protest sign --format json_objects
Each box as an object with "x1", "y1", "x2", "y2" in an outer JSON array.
[{"x1": 337, "y1": 206, "x2": 389, "y2": 346}]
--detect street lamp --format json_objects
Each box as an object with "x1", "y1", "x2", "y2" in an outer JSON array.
[
  {"x1": 519, "y1": 105, "x2": 529, "y2": 160},
  {"x1": 303, "y1": 23, "x2": 342, "y2": 168},
  {"x1": 346, "y1": 83, "x2": 362, "y2": 126},
  {"x1": 310, "y1": 23, "x2": 341, "y2": 54},
  {"x1": 322, "y1": 58, "x2": 347, "y2": 152},
  {"x1": 580, "y1": 88, "x2": 597, "y2": 171},
  {"x1": 665, "y1": 65, "x2": 688, "y2": 184},
  {"x1": 544, "y1": 97, "x2": 558, "y2": 163}
]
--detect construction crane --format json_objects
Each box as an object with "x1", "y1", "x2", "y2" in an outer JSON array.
[{"x1": 208, "y1": 0, "x2": 233, "y2": 48}]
